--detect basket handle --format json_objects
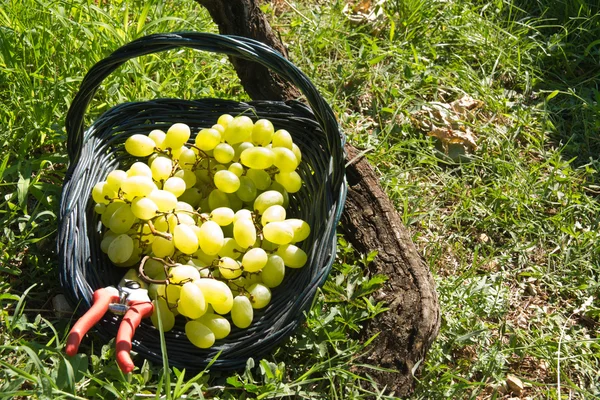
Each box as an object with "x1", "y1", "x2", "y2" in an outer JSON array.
[{"x1": 66, "y1": 32, "x2": 344, "y2": 163}]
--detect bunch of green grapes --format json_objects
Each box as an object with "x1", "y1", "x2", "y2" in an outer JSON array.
[{"x1": 91, "y1": 115, "x2": 311, "y2": 349}]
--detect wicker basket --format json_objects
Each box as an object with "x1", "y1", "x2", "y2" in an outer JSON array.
[{"x1": 58, "y1": 32, "x2": 347, "y2": 371}]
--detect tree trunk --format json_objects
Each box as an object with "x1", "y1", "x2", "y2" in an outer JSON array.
[{"x1": 195, "y1": 0, "x2": 440, "y2": 396}]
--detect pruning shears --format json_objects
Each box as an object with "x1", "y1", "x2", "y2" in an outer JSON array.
[{"x1": 65, "y1": 280, "x2": 154, "y2": 373}]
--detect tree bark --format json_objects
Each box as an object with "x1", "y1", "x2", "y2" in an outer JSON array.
[{"x1": 195, "y1": 0, "x2": 440, "y2": 396}]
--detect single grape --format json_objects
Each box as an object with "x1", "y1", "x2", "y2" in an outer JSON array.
[
  {"x1": 107, "y1": 234, "x2": 134, "y2": 264},
  {"x1": 198, "y1": 313, "x2": 230, "y2": 340},
  {"x1": 272, "y1": 129, "x2": 293, "y2": 149},
  {"x1": 213, "y1": 142, "x2": 235, "y2": 164},
  {"x1": 261, "y1": 205, "x2": 286, "y2": 225},
  {"x1": 272, "y1": 147, "x2": 299, "y2": 172},
  {"x1": 275, "y1": 171, "x2": 302, "y2": 193},
  {"x1": 233, "y1": 218, "x2": 256, "y2": 249},
  {"x1": 100, "y1": 230, "x2": 118, "y2": 253},
  {"x1": 246, "y1": 168, "x2": 271, "y2": 190},
  {"x1": 286, "y1": 218, "x2": 311, "y2": 242},
  {"x1": 247, "y1": 283, "x2": 271, "y2": 309},
  {"x1": 92, "y1": 182, "x2": 111, "y2": 204},
  {"x1": 121, "y1": 175, "x2": 156, "y2": 198},
  {"x1": 276, "y1": 244, "x2": 308, "y2": 268},
  {"x1": 152, "y1": 236, "x2": 175, "y2": 258},
  {"x1": 163, "y1": 176, "x2": 187, "y2": 197},
  {"x1": 263, "y1": 221, "x2": 294, "y2": 245},
  {"x1": 169, "y1": 264, "x2": 201, "y2": 283},
  {"x1": 240, "y1": 147, "x2": 274, "y2": 169},
  {"x1": 228, "y1": 162, "x2": 244, "y2": 177},
  {"x1": 219, "y1": 257, "x2": 242, "y2": 279},
  {"x1": 268, "y1": 181, "x2": 290, "y2": 208},
  {"x1": 241, "y1": 247, "x2": 268, "y2": 273},
  {"x1": 252, "y1": 119, "x2": 275, "y2": 146},
  {"x1": 223, "y1": 115, "x2": 253, "y2": 144},
  {"x1": 108, "y1": 203, "x2": 136, "y2": 234},
  {"x1": 148, "y1": 129, "x2": 166, "y2": 149},
  {"x1": 261, "y1": 254, "x2": 286, "y2": 288},
  {"x1": 150, "y1": 156, "x2": 173, "y2": 182},
  {"x1": 291, "y1": 143, "x2": 302, "y2": 163},
  {"x1": 254, "y1": 190, "x2": 284, "y2": 214},
  {"x1": 231, "y1": 295, "x2": 253, "y2": 329},
  {"x1": 101, "y1": 201, "x2": 125, "y2": 227},
  {"x1": 211, "y1": 123, "x2": 225, "y2": 134},
  {"x1": 131, "y1": 197, "x2": 158, "y2": 220},
  {"x1": 235, "y1": 176, "x2": 257, "y2": 203},
  {"x1": 195, "y1": 128, "x2": 221, "y2": 151},
  {"x1": 210, "y1": 207, "x2": 235, "y2": 226},
  {"x1": 142, "y1": 257, "x2": 166, "y2": 279},
  {"x1": 178, "y1": 148, "x2": 197, "y2": 170},
  {"x1": 127, "y1": 161, "x2": 153, "y2": 178},
  {"x1": 198, "y1": 220, "x2": 224, "y2": 255},
  {"x1": 151, "y1": 298, "x2": 175, "y2": 332},
  {"x1": 217, "y1": 114, "x2": 234, "y2": 128},
  {"x1": 177, "y1": 282, "x2": 207, "y2": 319},
  {"x1": 164, "y1": 123, "x2": 191, "y2": 150},
  {"x1": 214, "y1": 170, "x2": 240, "y2": 193},
  {"x1": 208, "y1": 189, "x2": 230, "y2": 211},
  {"x1": 148, "y1": 189, "x2": 178, "y2": 212},
  {"x1": 218, "y1": 237, "x2": 243, "y2": 260},
  {"x1": 125, "y1": 134, "x2": 156, "y2": 157},
  {"x1": 233, "y1": 209, "x2": 253, "y2": 222},
  {"x1": 173, "y1": 224, "x2": 199, "y2": 254},
  {"x1": 106, "y1": 169, "x2": 128, "y2": 192},
  {"x1": 194, "y1": 279, "x2": 232, "y2": 307},
  {"x1": 185, "y1": 320, "x2": 215, "y2": 349}
]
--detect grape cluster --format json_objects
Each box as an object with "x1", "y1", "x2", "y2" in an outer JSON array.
[{"x1": 91, "y1": 114, "x2": 310, "y2": 349}]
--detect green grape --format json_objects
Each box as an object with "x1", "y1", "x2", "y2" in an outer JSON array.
[
  {"x1": 240, "y1": 147, "x2": 274, "y2": 169},
  {"x1": 211, "y1": 123, "x2": 225, "y2": 134},
  {"x1": 171, "y1": 145, "x2": 187, "y2": 160},
  {"x1": 173, "y1": 224, "x2": 199, "y2": 255},
  {"x1": 108, "y1": 203, "x2": 136, "y2": 234},
  {"x1": 131, "y1": 197, "x2": 158, "y2": 220},
  {"x1": 127, "y1": 161, "x2": 153, "y2": 178},
  {"x1": 151, "y1": 298, "x2": 175, "y2": 332},
  {"x1": 213, "y1": 170, "x2": 240, "y2": 193},
  {"x1": 152, "y1": 214, "x2": 171, "y2": 233},
  {"x1": 272, "y1": 129, "x2": 293, "y2": 149},
  {"x1": 272, "y1": 147, "x2": 299, "y2": 172},
  {"x1": 217, "y1": 114, "x2": 234, "y2": 128},
  {"x1": 219, "y1": 257, "x2": 242, "y2": 279},
  {"x1": 245, "y1": 272, "x2": 263, "y2": 287},
  {"x1": 165, "y1": 282, "x2": 182, "y2": 306},
  {"x1": 142, "y1": 258, "x2": 165, "y2": 279},
  {"x1": 223, "y1": 115, "x2": 253, "y2": 144},
  {"x1": 268, "y1": 181, "x2": 290, "y2": 208},
  {"x1": 241, "y1": 247, "x2": 268, "y2": 273},
  {"x1": 125, "y1": 134, "x2": 156, "y2": 157},
  {"x1": 198, "y1": 220, "x2": 224, "y2": 255},
  {"x1": 92, "y1": 182, "x2": 111, "y2": 204},
  {"x1": 174, "y1": 169, "x2": 197, "y2": 188},
  {"x1": 210, "y1": 207, "x2": 235, "y2": 226},
  {"x1": 164, "y1": 123, "x2": 191, "y2": 150},
  {"x1": 227, "y1": 192, "x2": 244, "y2": 212},
  {"x1": 251, "y1": 119, "x2": 275, "y2": 146},
  {"x1": 195, "y1": 279, "x2": 231, "y2": 306},
  {"x1": 275, "y1": 171, "x2": 302, "y2": 193},
  {"x1": 247, "y1": 283, "x2": 271, "y2": 309},
  {"x1": 261, "y1": 254, "x2": 285, "y2": 288},
  {"x1": 228, "y1": 162, "x2": 244, "y2": 177},
  {"x1": 261, "y1": 205, "x2": 286, "y2": 225},
  {"x1": 101, "y1": 201, "x2": 125, "y2": 227},
  {"x1": 195, "y1": 128, "x2": 221, "y2": 151},
  {"x1": 198, "y1": 313, "x2": 230, "y2": 340},
  {"x1": 178, "y1": 188, "x2": 202, "y2": 208},
  {"x1": 106, "y1": 169, "x2": 128, "y2": 192},
  {"x1": 291, "y1": 143, "x2": 302, "y2": 163},
  {"x1": 235, "y1": 176, "x2": 257, "y2": 203},
  {"x1": 178, "y1": 148, "x2": 197, "y2": 170},
  {"x1": 263, "y1": 221, "x2": 294, "y2": 245},
  {"x1": 254, "y1": 190, "x2": 284, "y2": 214},
  {"x1": 177, "y1": 282, "x2": 207, "y2": 319},
  {"x1": 148, "y1": 129, "x2": 166, "y2": 149},
  {"x1": 193, "y1": 248, "x2": 218, "y2": 266},
  {"x1": 212, "y1": 288, "x2": 234, "y2": 314},
  {"x1": 107, "y1": 234, "x2": 134, "y2": 264},
  {"x1": 152, "y1": 236, "x2": 175, "y2": 258},
  {"x1": 246, "y1": 168, "x2": 271, "y2": 190},
  {"x1": 232, "y1": 141, "x2": 254, "y2": 162},
  {"x1": 286, "y1": 218, "x2": 311, "y2": 242},
  {"x1": 233, "y1": 218, "x2": 256, "y2": 249},
  {"x1": 213, "y1": 142, "x2": 235, "y2": 164},
  {"x1": 231, "y1": 295, "x2": 253, "y2": 328},
  {"x1": 170, "y1": 264, "x2": 201, "y2": 283},
  {"x1": 121, "y1": 176, "x2": 157, "y2": 198},
  {"x1": 175, "y1": 201, "x2": 194, "y2": 213},
  {"x1": 100, "y1": 230, "x2": 118, "y2": 254},
  {"x1": 114, "y1": 242, "x2": 143, "y2": 267},
  {"x1": 150, "y1": 156, "x2": 173, "y2": 182},
  {"x1": 185, "y1": 320, "x2": 215, "y2": 349},
  {"x1": 218, "y1": 237, "x2": 243, "y2": 260},
  {"x1": 208, "y1": 189, "x2": 230, "y2": 211},
  {"x1": 276, "y1": 244, "x2": 308, "y2": 268},
  {"x1": 148, "y1": 283, "x2": 164, "y2": 300},
  {"x1": 139, "y1": 223, "x2": 156, "y2": 244},
  {"x1": 163, "y1": 176, "x2": 187, "y2": 197},
  {"x1": 233, "y1": 209, "x2": 253, "y2": 222},
  {"x1": 148, "y1": 189, "x2": 178, "y2": 212}
]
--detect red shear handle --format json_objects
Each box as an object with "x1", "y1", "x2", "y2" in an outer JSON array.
[
  {"x1": 115, "y1": 301, "x2": 154, "y2": 373},
  {"x1": 66, "y1": 287, "x2": 119, "y2": 356}
]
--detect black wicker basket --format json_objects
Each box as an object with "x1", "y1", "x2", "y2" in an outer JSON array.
[{"x1": 58, "y1": 32, "x2": 347, "y2": 371}]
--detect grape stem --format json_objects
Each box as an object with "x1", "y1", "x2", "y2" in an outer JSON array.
[
  {"x1": 146, "y1": 220, "x2": 173, "y2": 240},
  {"x1": 138, "y1": 255, "x2": 175, "y2": 284}
]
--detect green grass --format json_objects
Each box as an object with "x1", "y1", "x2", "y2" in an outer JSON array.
[{"x1": 1, "y1": 0, "x2": 599, "y2": 398}]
